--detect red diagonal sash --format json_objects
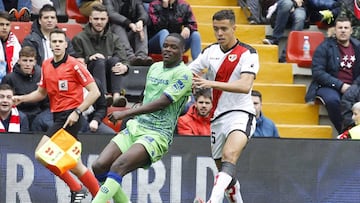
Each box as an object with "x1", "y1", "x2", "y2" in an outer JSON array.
[{"x1": 211, "y1": 44, "x2": 247, "y2": 117}]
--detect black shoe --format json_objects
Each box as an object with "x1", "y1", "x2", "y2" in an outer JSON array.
[
  {"x1": 130, "y1": 56, "x2": 154, "y2": 66},
  {"x1": 141, "y1": 56, "x2": 154, "y2": 66},
  {"x1": 248, "y1": 16, "x2": 258, "y2": 25},
  {"x1": 105, "y1": 94, "x2": 113, "y2": 107},
  {"x1": 278, "y1": 57, "x2": 286, "y2": 63},
  {"x1": 129, "y1": 56, "x2": 143, "y2": 66},
  {"x1": 70, "y1": 186, "x2": 88, "y2": 203}
]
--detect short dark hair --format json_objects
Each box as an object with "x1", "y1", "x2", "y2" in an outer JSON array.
[
  {"x1": 166, "y1": 33, "x2": 185, "y2": 50},
  {"x1": 39, "y1": 4, "x2": 57, "y2": 18},
  {"x1": 92, "y1": 4, "x2": 108, "y2": 13},
  {"x1": 335, "y1": 16, "x2": 351, "y2": 26},
  {"x1": 213, "y1": 9, "x2": 235, "y2": 24},
  {"x1": 194, "y1": 88, "x2": 212, "y2": 101},
  {"x1": 0, "y1": 84, "x2": 14, "y2": 93},
  {"x1": 251, "y1": 90, "x2": 262, "y2": 102},
  {"x1": 0, "y1": 11, "x2": 11, "y2": 21},
  {"x1": 49, "y1": 28, "x2": 67, "y2": 39}
]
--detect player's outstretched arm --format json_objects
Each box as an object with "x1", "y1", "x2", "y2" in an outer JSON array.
[
  {"x1": 108, "y1": 94, "x2": 171, "y2": 122},
  {"x1": 193, "y1": 72, "x2": 255, "y2": 94}
]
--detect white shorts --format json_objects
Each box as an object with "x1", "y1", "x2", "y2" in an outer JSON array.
[{"x1": 210, "y1": 111, "x2": 256, "y2": 159}]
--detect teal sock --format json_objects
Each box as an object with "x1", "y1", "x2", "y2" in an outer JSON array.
[{"x1": 92, "y1": 178, "x2": 119, "y2": 203}]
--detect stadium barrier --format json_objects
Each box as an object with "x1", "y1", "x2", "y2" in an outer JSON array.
[{"x1": 1, "y1": 134, "x2": 360, "y2": 202}]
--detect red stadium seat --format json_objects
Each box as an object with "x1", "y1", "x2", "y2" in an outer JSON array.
[
  {"x1": 65, "y1": 0, "x2": 88, "y2": 24},
  {"x1": 11, "y1": 21, "x2": 32, "y2": 44},
  {"x1": 57, "y1": 23, "x2": 83, "y2": 40},
  {"x1": 102, "y1": 107, "x2": 129, "y2": 133},
  {"x1": 286, "y1": 31, "x2": 325, "y2": 68}
]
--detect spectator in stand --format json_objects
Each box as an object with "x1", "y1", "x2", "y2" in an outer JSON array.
[
  {"x1": 263, "y1": 0, "x2": 307, "y2": 62},
  {"x1": 251, "y1": 90, "x2": 279, "y2": 137},
  {"x1": 22, "y1": 4, "x2": 76, "y2": 66},
  {"x1": 263, "y1": 0, "x2": 307, "y2": 45},
  {"x1": 338, "y1": 101, "x2": 360, "y2": 139},
  {"x1": 177, "y1": 88, "x2": 212, "y2": 136},
  {"x1": 80, "y1": 78, "x2": 116, "y2": 134},
  {"x1": 338, "y1": 0, "x2": 360, "y2": 40},
  {"x1": 76, "y1": 0, "x2": 103, "y2": 17},
  {"x1": 0, "y1": 1, "x2": 31, "y2": 21},
  {"x1": 148, "y1": 0, "x2": 201, "y2": 60},
  {"x1": 1, "y1": 46, "x2": 52, "y2": 132},
  {"x1": 72, "y1": 4, "x2": 129, "y2": 107},
  {"x1": 306, "y1": 0, "x2": 341, "y2": 28},
  {"x1": 305, "y1": 16, "x2": 360, "y2": 134},
  {"x1": 238, "y1": 0, "x2": 276, "y2": 25},
  {"x1": 341, "y1": 81, "x2": 360, "y2": 133},
  {"x1": 103, "y1": 0, "x2": 153, "y2": 66},
  {"x1": 0, "y1": 83, "x2": 29, "y2": 133},
  {"x1": 142, "y1": 0, "x2": 154, "y2": 11},
  {"x1": 0, "y1": 11, "x2": 21, "y2": 82}
]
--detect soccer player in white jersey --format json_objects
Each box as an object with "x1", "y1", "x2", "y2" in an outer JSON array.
[{"x1": 190, "y1": 9, "x2": 259, "y2": 203}]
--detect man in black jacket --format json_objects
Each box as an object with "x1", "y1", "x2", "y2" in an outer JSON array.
[
  {"x1": 2, "y1": 46, "x2": 52, "y2": 132},
  {"x1": 306, "y1": 16, "x2": 360, "y2": 134},
  {"x1": 72, "y1": 4, "x2": 129, "y2": 107},
  {"x1": 22, "y1": 4, "x2": 76, "y2": 66}
]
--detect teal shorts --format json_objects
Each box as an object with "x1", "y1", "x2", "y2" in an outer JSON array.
[{"x1": 111, "y1": 119, "x2": 169, "y2": 167}]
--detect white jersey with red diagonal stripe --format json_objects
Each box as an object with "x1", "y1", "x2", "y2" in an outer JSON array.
[{"x1": 189, "y1": 41, "x2": 259, "y2": 120}]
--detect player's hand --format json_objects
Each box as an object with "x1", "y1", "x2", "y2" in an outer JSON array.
[
  {"x1": 108, "y1": 111, "x2": 127, "y2": 124},
  {"x1": 193, "y1": 73, "x2": 212, "y2": 88},
  {"x1": 63, "y1": 111, "x2": 79, "y2": 128}
]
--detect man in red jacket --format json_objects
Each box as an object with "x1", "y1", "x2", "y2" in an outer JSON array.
[{"x1": 177, "y1": 88, "x2": 212, "y2": 136}]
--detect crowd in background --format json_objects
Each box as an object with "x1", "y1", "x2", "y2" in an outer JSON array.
[
  {"x1": 0, "y1": 0, "x2": 204, "y2": 134},
  {"x1": 3, "y1": 0, "x2": 360, "y2": 139}
]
